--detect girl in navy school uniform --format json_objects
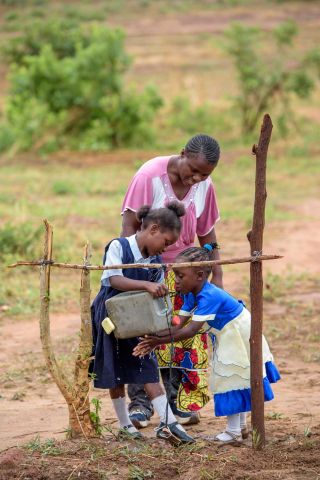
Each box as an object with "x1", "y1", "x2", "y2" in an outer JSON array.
[
  {"x1": 134, "y1": 245, "x2": 281, "y2": 446},
  {"x1": 91, "y1": 201, "x2": 194, "y2": 443}
]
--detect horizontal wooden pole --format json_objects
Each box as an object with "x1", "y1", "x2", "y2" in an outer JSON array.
[{"x1": 8, "y1": 254, "x2": 282, "y2": 271}]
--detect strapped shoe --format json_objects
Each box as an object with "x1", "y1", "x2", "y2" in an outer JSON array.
[
  {"x1": 129, "y1": 408, "x2": 151, "y2": 429},
  {"x1": 213, "y1": 430, "x2": 243, "y2": 447},
  {"x1": 155, "y1": 422, "x2": 195, "y2": 445},
  {"x1": 118, "y1": 425, "x2": 144, "y2": 440},
  {"x1": 170, "y1": 402, "x2": 200, "y2": 426}
]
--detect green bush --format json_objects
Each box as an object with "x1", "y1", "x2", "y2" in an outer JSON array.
[
  {"x1": 52, "y1": 180, "x2": 75, "y2": 195},
  {"x1": 225, "y1": 21, "x2": 318, "y2": 135},
  {"x1": 0, "y1": 0, "x2": 24, "y2": 5},
  {"x1": 0, "y1": 124, "x2": 15, "y2": 152},
  {"x1": 76, "y1": 85, "x2": 163, "y2": 150},
  {"x1": 0, "y1": 223, "x2": 42, "y2": 260},
  {"x1": 2, "y1": 18, "x2": 92, "y2": 65},
  {"x1": 4, "y1": 11, "x2": 19, "y2": 21},
  {"x1": 1, "y1": 21, "x2": 163, "y2": 152}
]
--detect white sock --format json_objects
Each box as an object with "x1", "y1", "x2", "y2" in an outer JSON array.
[
  {"x1": 151, "y1": 394, "x2": 185, "y2": 432},
  {"x1": 112, "y1": 396, "x2": 138, "y2": 431},
  {"x1": 240, "y1": 412, "x2": 247, "y2": 429},
  {"x1": 216, "y1": 414, "x2": 241, "y2": 441}
]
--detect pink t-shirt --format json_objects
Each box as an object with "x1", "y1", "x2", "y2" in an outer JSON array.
[{"x1": 121, "y1": 156, "x2": 220, "y2": 263}]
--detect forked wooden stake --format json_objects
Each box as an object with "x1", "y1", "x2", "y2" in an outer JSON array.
[
  {"x1": 248, "y1": 113, "x2": 273, "y2": 449},
  {"x1": 72, "y1": 242, "x2": 96, "y2": 438},
  {"x1": 39, "y1": 220, "x2": 72, "y2": 403},
  {"x1": 39, "y1": 221, "x2": 96, "y2": 438}
]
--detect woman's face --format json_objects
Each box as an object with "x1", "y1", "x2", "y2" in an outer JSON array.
[{"x1": 178, "y1": 151, "x2": 215, "y2": 187}]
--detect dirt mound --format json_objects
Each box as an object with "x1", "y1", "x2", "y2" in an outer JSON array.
[{"x1": 1, "y1": 426, "x2": 319, "y2": 480}]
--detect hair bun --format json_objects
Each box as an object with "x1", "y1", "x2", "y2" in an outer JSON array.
[
  {"x1": 166, "y1": 201, "x2": 185, "y2": 218},
  {"x1": 136, "y1": 205, "x2": 151, "y2": 222}
]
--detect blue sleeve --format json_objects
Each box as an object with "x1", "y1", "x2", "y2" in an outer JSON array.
[
  {"x1": 179, "y1": 293, "x2": 194, "y2": 317},
  {"x1": 192, "y1": 289, "x2": 222, "y2": 322}
]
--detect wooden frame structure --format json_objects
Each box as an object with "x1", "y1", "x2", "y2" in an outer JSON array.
[{"x1": 9, "y1": 114, "x2": 275, "y2": 448}]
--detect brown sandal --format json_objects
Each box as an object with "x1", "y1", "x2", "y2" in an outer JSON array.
[{"x1": 213, "y1": 430, "x2": 243, "y2": 447}]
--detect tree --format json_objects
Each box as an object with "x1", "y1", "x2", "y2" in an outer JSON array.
[
  {"x1": 0, "y1": 19, "x2": 162, "y2": 153},
  {"x1": 225, "y1": 21, "x2": 318, "y2": 135}
]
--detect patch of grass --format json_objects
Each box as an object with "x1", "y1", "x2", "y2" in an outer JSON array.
[
  {"x1": 263, "y1": 272, "x2": 306, "y2": 303},
  {"x1": 128, "y1": 466, "x2": 153, "y2": 480},
  {"x1": 4, "y1": 11, "x2": 19, "y2": 21},
  {"x1": 0, "y1": 160, "x2": 133, "y2": 317},
  {"x1": 0, "y1": 222, "x2": 42, "y2": 259},
  {"x1": 200, "y1": 470, "x2": 219, "y2": 480},
  {"x1": 60, "y1": 4, "x2": 106, "y2": 22},
  {"x1": 52, "y1": 180, "x2": 75, "y2": 196},
  {"x1": 11, "y1": 390, "x2": 26, "y2": 401},
  {"x1": 267, "y1": 411, "x2": 284, "y2": 420},
  {"x1": 252, "y1": 428, "x2": 261, "y2": 449},
  {"x1": 29, "y1": 8, "x2": 45, "y2": 17},
  {"x1": 90, "y1": 397, "x2": 103, "y2": 437},
  {"x1": 24, "y1": 436, "x2": 63, "y2": 456},
  {"x1": 0, "y1": 353, "x2": 50, "y2": 389}
]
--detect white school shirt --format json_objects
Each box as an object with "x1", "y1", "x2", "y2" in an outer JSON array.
[{"x1": 101, "y1": 234, "x2": 164, "y2": 286}]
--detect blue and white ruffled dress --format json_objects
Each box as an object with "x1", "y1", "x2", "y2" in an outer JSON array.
[{"x1": 179, "y1": 282, "x2": 281, "y2": 417}]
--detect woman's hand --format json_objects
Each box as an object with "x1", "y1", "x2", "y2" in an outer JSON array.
[
  {"x1": 144, "y1": 282, "x2": 168, "y2": 298},
  {"x1": 133, "y1": 335, "x2": 160, "y2": 357}
]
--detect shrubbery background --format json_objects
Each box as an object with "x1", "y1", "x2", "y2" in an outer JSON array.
[{"x1": 1, "y1": 10, "x2": 319, "y2": 154}]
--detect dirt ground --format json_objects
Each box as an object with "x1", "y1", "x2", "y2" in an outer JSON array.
[
  {"x1": 0, "y1": 2, "x2": 320, "y2": 477},
  {"x1": 1, "y1": 199, "x2": 320, "y2": 479}
]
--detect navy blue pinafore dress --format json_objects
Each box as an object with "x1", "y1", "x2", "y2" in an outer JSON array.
[{"x1": 91, "y1": 237, "x2": 161, "y2": 389}]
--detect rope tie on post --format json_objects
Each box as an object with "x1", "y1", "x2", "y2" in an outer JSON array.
[
  {"x1": 252, "y1": 250, "x2": 263, "y2": 261},
  {"x1": 40, "y1": 259, "x2": 54, "y2": 266}
]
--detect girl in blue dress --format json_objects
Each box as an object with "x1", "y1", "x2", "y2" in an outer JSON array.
[
  {"x1": 134, "y1": 245, "x2": 281, "y2": 445},
  {"x1": 91, "y1": 201, "x2": 194, "y2": 443}
]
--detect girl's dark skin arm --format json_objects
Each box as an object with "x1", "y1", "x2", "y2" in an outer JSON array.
[
  {"x1": 110, "y1": 276, "x2": 167, "y2": 298},
  {"x1": 133, "y1": 317, "x2": 205, "y2": 357},
  {"x1": 198, "y1": 228, "x2": 223, "y2": 289}
]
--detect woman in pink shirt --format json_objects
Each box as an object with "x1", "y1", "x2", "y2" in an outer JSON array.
[{"x1": 121, "y1": 134, "x2": 222, "y2": 427}]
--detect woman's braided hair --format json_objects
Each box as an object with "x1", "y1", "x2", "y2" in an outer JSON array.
[
  {"x1": 137, "y1": 201, "x2": 185, "y2": 232},
  {"x1": 185, "y1": 134, "x2": 220, "y2": 166}
]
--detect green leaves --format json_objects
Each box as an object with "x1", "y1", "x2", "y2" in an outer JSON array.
[
  {"x1": 225, "y1": 21, "x2": 319, "y2": 136},
  {"x1": 1, "y1": 20, "x2": 162, "y2": 153},
  {"x1": 273, "y1": 19, "x2": 298, "y2": 46}
]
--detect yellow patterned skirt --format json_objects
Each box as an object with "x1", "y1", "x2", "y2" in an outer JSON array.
[{"x1": 156, "y1": 270, "x2": 211, "y2": 412}]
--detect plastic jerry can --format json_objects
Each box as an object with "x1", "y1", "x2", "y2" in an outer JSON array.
[{"x1": 105, "y1": 291, "x2": 172, "y2": 339}]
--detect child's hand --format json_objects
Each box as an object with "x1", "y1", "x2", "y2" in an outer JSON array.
[
  {"x1": 133, "y1": 336, "x2": 160, "y2": 357},
  {"x1": 144, "y1": 282, "x2": 168, "y2": 298}
]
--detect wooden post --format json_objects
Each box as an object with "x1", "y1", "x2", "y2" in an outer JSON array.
[
  {"x1": 247, "y1": 114, "x2": 273, "y2": 449},
  {"x1": 39, "y1": 221, "x2": 97, "y2": 438},
  {"x1": 72, "y1": 242, "x2": 96, "y2": 438},
  {"x1": 39, "y1": 220, "x2": 73, "y2": 402}
]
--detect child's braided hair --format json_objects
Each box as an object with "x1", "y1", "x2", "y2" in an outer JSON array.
[{"x1": 176, "y1": 244, "x2": 218, "y2": 276}]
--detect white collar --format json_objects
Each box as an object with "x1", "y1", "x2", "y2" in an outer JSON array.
[{"x1": 126, "y1": 234, "x2": 157, "y2": 263}]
